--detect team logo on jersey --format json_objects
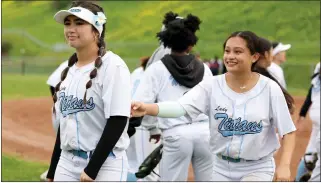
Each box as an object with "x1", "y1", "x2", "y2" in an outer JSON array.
[
  {"x1": 169, "y1": 76, "x2": 181, "y2": 86},
  {"x1": 59, "y1": 92, "x2": 95, "y2": 117},
  {"x1": 215, "y1": 113, "x2": 263, "y2": 137}
]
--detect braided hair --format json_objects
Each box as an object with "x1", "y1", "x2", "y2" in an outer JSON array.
[{"x1": 53, "y1": 1, "x2": 106, "y2": 114}]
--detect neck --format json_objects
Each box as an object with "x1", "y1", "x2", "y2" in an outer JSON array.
[
  {"x1": 76, "y1": 44, "x2": 99, "y2": 66},
  {"x1": 227, "y1": 71, "x2": 253, "y2": 86}
]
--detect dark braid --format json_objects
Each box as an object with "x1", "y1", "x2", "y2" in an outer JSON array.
[{"x1": 53, "y1": 1, "x2": 107, "y2": 113}]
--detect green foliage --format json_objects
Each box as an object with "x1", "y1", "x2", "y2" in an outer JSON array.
[
  {"x1": 2, "y1": 74, "x2": 50, "y2": 100},
  {"x1": 2, "y1": 1, "x2": 320, "y2": 63},
  {"x1": 2, "y1": 154, "x2": 48, "y2": 181}
]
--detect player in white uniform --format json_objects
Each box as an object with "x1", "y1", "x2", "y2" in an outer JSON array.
[
  {"x1": 131, "y1": 31, "x2": 297, "y2": 181},
  {"x1": 145, "y1": 12, "x2": 183, "y2": 69},
  {"x1": 126, "y1": 56, "x2": 161, "y2": 182},
  {"x1": 46, "y1": 2, "x2": 131, "y2": 181},
  {"x1": 295, "y1": 62, "x2": 320, "y2": 181},
  {"x1": 133, "y1": 14, "x2": 213, "y2": 181},
  {"x1": 267, "y1": 42, "x2": 291, "y2": 89}
]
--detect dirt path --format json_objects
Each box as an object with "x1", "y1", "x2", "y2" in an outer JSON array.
[{"x1": 2, "y1": 96, "x2": 313, "y2": 180}]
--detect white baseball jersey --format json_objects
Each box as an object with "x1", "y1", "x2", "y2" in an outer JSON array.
[
  {"x1": 47, "y1": 61, "x2": 69, "y2": 87},
  {"x1": 54, "y1": 51, "x2": 131, "y2": 157},
  {"x1": 47, "y1": 61, "x2": 69, "y2": 133},
  {"x1": 267, "y1": 62, "x2": 287, "y2": 89},
  {"x1": 134, "y1": 60, "x2": 212, "y2": 130},
  {"x1": 178, "y1": 74, "x2": 296, "y2": 160}
]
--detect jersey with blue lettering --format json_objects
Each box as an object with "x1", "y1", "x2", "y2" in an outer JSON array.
[
  {"x1": 134, "y1": 60, "x2": 212, "y2": 130},
  {"x1": 178, "y1": 74, "x2": 296, "y2": 160},
  {"x1": 53, "y1": 51, "x2": 131, "y2": 157}
]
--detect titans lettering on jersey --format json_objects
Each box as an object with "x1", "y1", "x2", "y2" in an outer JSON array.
[
  {"x1": 59, "y1": 92, "x2": 95, "y2": 117},
  {"x1": 214, "y1": 113, "x2": 263, "y2": 137}
]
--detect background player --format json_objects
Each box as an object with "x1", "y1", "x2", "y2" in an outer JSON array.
[
  {"x1": 131, "y1": 31, "x2": 297, "y2": 181},
  {"x1": 295, "y1": 62, "x2": 320, "y2": 181},
  {"x1": 46, "y1": 1, "x2": 131, "y2": 181},
  {"x1": 133, "y1": 14, "x2": 213, "y2": 181},
  {"x1": 126, "y1": 56, "x2": 161, "y2": 182},
  {"x1": 145, "y1": 12, "x2": 183, "y2": 69},
  {"x1": 267, "y1": 42, "x2": 291, "y2": 89}
]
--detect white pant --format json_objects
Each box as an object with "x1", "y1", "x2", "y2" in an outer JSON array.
[
  {"x1": 309, "y1": 131, "x2": 320, "y2": 182},
  {"x1": 305, "y1": 117, "x2": 320, "y2": 154},
  {"x1": 212, "y1": 154, "x2": 275, "y2": 181},
  {"x1": 126, "y1": 126, "x2": 161, "y2": 181},
  {"x1": 54, "y1": 150, "x2": 128, "y2": 181},
  {"x1": 160, "y1": 122, "x2": 213, "y2": 181}
]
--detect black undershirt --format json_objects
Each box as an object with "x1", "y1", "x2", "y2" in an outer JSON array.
[
  {"x1": 299, "y1": 85, "x2": 312, "y2": 117},
  {"x1": 47, "y1": 116, "x2": 128, "y2": 180}
]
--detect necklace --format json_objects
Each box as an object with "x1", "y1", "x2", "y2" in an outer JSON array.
[{"x1": 239, "y1": 73, "x2": 253, "y2": 90}]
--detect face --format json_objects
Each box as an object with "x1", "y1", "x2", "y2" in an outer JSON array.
[
  {"x1": 64, "y1": 15, "x2": 98, "y2": 49},
  {"x1": 273, "y1": 51, "x2": 287, "y2": 63},
  {"x1": 223, "y1": 37, "x2": 259, "y2": 73}
]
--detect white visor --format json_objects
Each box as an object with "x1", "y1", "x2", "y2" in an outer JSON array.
[
  {"x1": 272, "y1": 43, "x2": 291, "y2": 56},
  {"x1": 54, "y1": 7, "x2": 107, "y2": 37}
]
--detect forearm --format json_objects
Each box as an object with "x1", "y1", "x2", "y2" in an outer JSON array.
[
  {"x1": 84, "y1": 116, "x2": 127, "y2": 180},
  {"x1": 279, "y1": 131, "x2": 296, "y2": 166},
  {"x1": 299, "y1": 86, "x2": 312, "y2": 117},
  {"x1": 145, "y1": 103, "x2": 160, "y2": 116},
  {"x1": 154, "y1": 101, "x2": 186, "y2": 118},
  {"x1": 47, "y1": 126, "x2": 61, "y2": 179}
]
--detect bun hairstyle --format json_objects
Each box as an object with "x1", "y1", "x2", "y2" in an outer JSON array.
[
  {"x1": 162, "y1": 11, "x2": 180, "y2": 28},
  {"x1": 157, "y1": 13, "x2": 201, "y2": 52},
  {"x1": 53, "y1": 1, "x2": 106, "y2": 114}
]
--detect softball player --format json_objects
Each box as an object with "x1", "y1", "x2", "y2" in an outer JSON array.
[
  {"x1": 267, "y1": 42, "x2": 291, "y2": 89},
  {"x1": 46, "y1": 1, "x2": 131, "y2": 181},
  {"x1": 295, "y1": 63, "x2": 320, "y2": 181},
  {"x1": 145, "y1": 12, "x2": 183, "y2": 69},
  {"x1": 131, "y1": 31, "x2": 297, "y2": 181},
  {"x1": 126, "y1": 57, "x2": 161, "y2": 182},
  {"x1": 133, "y1": 14, "x2": 213, "y2": 181}
]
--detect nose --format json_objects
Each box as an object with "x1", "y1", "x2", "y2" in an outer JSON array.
[
  {"x1": 224, "y1": 52, "x2": 235, "y2": 60},
  {"x1": 65, "y1": 24, "x2": 76, "y2": 34}
]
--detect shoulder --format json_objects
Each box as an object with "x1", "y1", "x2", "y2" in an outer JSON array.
[
  {"x1": 145, "y1": 60, "x2": 166, "y2": 73},
  {"x1": 261, "y1": 74, "x2": 283, "y2": 95},
  {"x1": 101, "y1": 51, "x2": 130, "y2": 73}
]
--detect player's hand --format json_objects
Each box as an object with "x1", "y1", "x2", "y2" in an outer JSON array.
[
  {"x1": 46, "y1": 178, "x2": 53, "y2": 182},
  {"x1": 275, "y1": 165, "x2": 291, "y2": 181},
  {"x1": 295, "y1": 116, "x2": 305, "y2": 131},
  {"x1": 80, "y1": 171, "x2": 93, "y2": 182},
  {"x1": 131, "y1": 101, "x2": 147, "y2": 117},
  {"x1": 150, "y1": 134, "x2": 161, "y2": 144}
]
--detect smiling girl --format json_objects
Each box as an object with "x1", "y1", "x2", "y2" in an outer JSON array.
[{"x1": 131, "y1": 31, "x2": 296, "y2": 181}]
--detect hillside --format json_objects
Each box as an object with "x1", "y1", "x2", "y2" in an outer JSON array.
[{"x1": 2, "y1": 1, "x2": 320, "y2": 63}]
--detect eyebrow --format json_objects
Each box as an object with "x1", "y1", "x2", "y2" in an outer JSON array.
[{"x1": 64, "y1": 17, "x2": 84, "y2": 23}]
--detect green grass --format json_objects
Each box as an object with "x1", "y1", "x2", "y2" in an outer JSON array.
[
  {"x1": 2, "y1": 74, "x2": 50, "y2": 100},
  {"x1": 2, "y1": 1, "x2": 320, "y2": 63},
  {"x1": 2, "y1": 154, "x2": 48, "y2": 181}
]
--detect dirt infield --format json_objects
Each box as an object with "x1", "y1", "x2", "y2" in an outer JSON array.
[{"x1": 2, "y1": 96, "x2": 313, "y2": 180}]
